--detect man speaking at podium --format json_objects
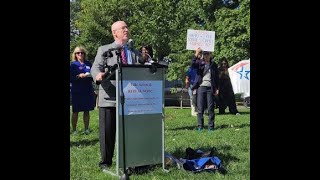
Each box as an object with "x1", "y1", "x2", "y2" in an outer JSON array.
[{"x1": 91, "y1": 20, "x2": 142, "y2": 171}]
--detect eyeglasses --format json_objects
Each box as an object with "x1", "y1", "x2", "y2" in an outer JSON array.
[
  {"x1": 75, "y1": 52, "x2": 85, "y2": 55},
  {"x1": 114, "y1": 26, "x2": 128, "y2": 31}
]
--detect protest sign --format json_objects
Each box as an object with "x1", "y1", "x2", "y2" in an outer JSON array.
[{"x1": 186, "y1": 29, "x2": 215, "y2": 52}]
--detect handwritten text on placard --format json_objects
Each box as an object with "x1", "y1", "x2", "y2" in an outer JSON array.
[{"x1": 186, "y1": 29, "x2": 215, "y2": 52}]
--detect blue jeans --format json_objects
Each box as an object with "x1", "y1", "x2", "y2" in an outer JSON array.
[
  {"x1": 197, "y1": 86, "x2": 215, "y2": 128},
  {"x1": 188, "y1": 86, "x2": 192, "y2": 98}
]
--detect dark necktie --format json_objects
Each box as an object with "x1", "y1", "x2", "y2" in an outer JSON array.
[{"x1": 121, "y1": 47, "x2": 127, "y2": 64}]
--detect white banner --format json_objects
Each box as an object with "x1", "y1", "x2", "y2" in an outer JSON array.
[{"x1": 228, "y1": 60, "x2": 250, "y2": 97}]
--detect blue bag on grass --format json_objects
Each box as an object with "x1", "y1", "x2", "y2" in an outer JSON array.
[{"x1": 183, "y1": 156, "x2": 226, "y2": 174}]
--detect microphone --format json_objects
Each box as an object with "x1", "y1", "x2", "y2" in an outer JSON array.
[
  {"x1": 108, "y1": 46, "x2": 122, "y2": 52},
  {"x1": 95, "y1": 64, "x2": 118, "y2": 85},
  {"x1": 127, "y1": 39, "x2": 134, "y2": 50},
  {"x1": 102, "y1": 45, "x2": 122, "y2": 58}
]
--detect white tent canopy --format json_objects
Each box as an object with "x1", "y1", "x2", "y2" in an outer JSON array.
[{"x1": 228, "y1": 59, "x2": 250, "y2": 97}]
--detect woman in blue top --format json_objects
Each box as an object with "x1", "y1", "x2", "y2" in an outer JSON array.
[
  {"x1": 185, "y1": 65, "x2": 198, "y2": 116},
  {"x1": 70, "y1": 46, "x2": 95, "y2": 135}
]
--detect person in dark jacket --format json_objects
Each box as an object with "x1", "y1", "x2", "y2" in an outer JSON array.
[
  {"x1": 139, "y1": 44, "x2": 154, "y2": 65},
  {"x1": 191, "y1": 48, "x2": 219, "y2": 131},
  {"x1": 217, "y1": 57, "x2": 240, "y2": 115},
  {"x1": 90, "y1": 20, "x2": 142, "y2": 171}
]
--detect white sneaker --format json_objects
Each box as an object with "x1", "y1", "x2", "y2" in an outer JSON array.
[{"x1": 236, "y1": 113, "x2": 241, "y2": 115}]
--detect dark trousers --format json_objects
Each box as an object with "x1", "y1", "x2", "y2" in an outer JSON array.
[
  {"x1": 197, "y1": 86, "x2": 215, "y2": 128},
  {"x1": 218, "y1": 94, "x2": 238, "y2": 114},
  {"x1": 99, "y1": 107, "x2": 116, "y2": 166}
]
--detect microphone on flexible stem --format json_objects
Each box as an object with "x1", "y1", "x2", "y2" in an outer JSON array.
[
  {"x1": 96, "y1": 64, "x2": 118, "y2": 85},
  {"x1": 102, "y1": 46, "x2": 122, "y2": 58},
  {"x1": 127, "y1": 39, "x2": 134, "y2": 50},
  {"x1": 109, "y1": 46, "x2": 122, "y2": 52},
  {"x1": 97, "y1": 45, "x2": 123, "y2": 85},
  {"x1": 102, "y1": 45, "x2": 122, "y2": 58},
  {"x1": 102, "y1": 51, "x2": 113, "y2": 58}
]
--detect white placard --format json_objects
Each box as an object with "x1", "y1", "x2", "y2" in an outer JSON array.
[
  {"x1": 186, "y1": 29, "x2": 215, "y2": 52},
  {"x1": 120, "y1": 80, "x2": 163, "y2": 115}
]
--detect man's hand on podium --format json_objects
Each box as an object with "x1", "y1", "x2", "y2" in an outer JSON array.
[{"x1": 96, "y1": 72, "x2": 106, "y2": 82}]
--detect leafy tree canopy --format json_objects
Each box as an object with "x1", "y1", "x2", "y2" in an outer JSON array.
[{"x1": 70, "y1": 0, "x2": 250, "y2": 80}]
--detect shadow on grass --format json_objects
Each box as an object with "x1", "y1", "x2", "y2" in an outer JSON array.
[
  {"x1": 168, "y1": 122, "x2": 250, "y2": 131},
  {"x1": 217, "y1": 111, "x2": 250, "y2": 115},
  {"x1": 70, "y1": 138, "x2": 99, "y2": 147},
  {"x1": 167, "y1": 126, "x2": 200, "y2": 131},
  {"x1": 217, "y1": 123, "x2": 250, "y2": 130},
  {"x1": 126, "y1": 164, "x2": 160, "y2": 176}
]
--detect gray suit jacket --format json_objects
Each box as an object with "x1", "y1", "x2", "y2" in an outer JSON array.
[{"x1": 91, "y1": 41, "x2": 142, "y2": 107}]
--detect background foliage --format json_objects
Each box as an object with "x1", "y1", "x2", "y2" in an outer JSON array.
[{"x1": 70, "y1": 0, "x2": 250, "y2": 80}]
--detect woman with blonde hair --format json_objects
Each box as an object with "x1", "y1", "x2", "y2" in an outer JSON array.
[{"x1": 70, "y1": 46, "x2": 95, "y2": 135}]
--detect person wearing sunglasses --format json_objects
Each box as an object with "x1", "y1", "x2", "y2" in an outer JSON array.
[
  {"x1": 70, "y1": 46, "x2": 96, "y2": 135},
  {"x1": 191, "y1": 48, "x2": 219, "y2": 132},
  {"x1": 217, "y1": 57, "x2": 240, "y2": 115}
]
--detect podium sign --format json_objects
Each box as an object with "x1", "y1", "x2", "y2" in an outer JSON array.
[{"x1": 115, "y1": 65, "x2": 166, "y2": 176}]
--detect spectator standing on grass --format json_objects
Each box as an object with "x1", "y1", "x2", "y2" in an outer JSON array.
[
  {"x1": 217, "y1": 57, "x2": 240, "y2": 115},
  {"x1": 70, "y1": 46, "x2": 95, "y2": 135},
  {"x1": 191, "y1": 48, "x2": 219, "y2": 131},
  {"x1": 185, "y1": 65, "x2": 198, "y2": 116}
]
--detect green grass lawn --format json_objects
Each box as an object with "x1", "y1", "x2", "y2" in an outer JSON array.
[{"x1": 70, "y1": 106, "x2": 250, "y2": 180}]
